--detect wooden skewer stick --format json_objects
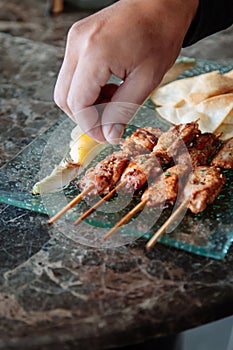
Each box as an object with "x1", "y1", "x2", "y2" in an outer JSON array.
[
  {"x1": 146, "y1": 197, "x2": 190, "y2": 250},
  {"x1": 73, "y1": 181, "x2": 126, "y2": 226},
  {"x1": 102, "y1": 199, "x2": 147, "y2": 241},
  {"x1": 50, "y1": 0, "x2": 64, "y2": 14},
  {"x1": 48, "y1": 185, "x2": 94, "y2": 224}
]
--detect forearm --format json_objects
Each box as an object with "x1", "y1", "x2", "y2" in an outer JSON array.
[{"x1": 183, "y1": 0, "x2": 233, "y2": 46}]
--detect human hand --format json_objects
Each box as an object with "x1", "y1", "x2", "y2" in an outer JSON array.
[{"x1": 54, "y1": 0, "x2": 198, "y2": 143}]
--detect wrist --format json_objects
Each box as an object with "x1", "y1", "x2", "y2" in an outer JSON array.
[{"x1": 122, "y1": 0, "x2": 199, "y2": 40}]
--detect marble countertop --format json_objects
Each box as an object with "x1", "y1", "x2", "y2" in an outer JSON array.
[{"x1": 0, "y1": 2, "x2": 233, "y2": 349}]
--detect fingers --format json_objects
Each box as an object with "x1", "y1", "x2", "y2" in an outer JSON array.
[
  {"x1": 54, "y1": 39, "x2": 113, "y2": 142},
  {"x1": 102, "y1": 64, "x2": 163, "y2": 143},
  {"x1": 54, "y1": 58, "x2": 75, "y2": 119},
  {"x1": 54, "y1": 26, "x2": 80, "y2": 118},
  {"x1": 67, "y1": 63, "x2": 116, "y2": 143},
  {"x1": 80, "y1": 84, "x2": 119, "y2": 143}
]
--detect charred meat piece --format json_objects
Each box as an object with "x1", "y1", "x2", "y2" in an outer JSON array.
[
  {"x1": 152, "y1": 121, "x2": 201, "y2": 164},
  {"x1": 120, "y1": 127, "x2": 162, "y2": 155},
  {"x1": 122, "y1": 124, "x2": 204, "y2": 196},
  {"x1": 118, "y1": 123, "x2": 200, "y2": 193},
  {"x1": 120, "y1": 153, "x2": 162, "y2": 192},
  {"x1": 211, "y1": 137, "x2": 233, "y2": 169},
  {"x1": 177, "y1": 133, "x2": 220, "y2": 167},
  {"x1": 79, "y1": 151, "x2": 130, "y2": 196},
  {"x1": 184, "y1": 166, "x2": 226, "y2": 214},
  {"x1": 78, "y1": 127, "x2": 162, "y2": 196},
  {"x1": 142, "y1": 164, "x2": 190, "y2": 207}
]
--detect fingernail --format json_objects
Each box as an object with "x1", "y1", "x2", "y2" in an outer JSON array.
[{"x1": 104, "y1": 124, "x2": 124, "y2": 143}]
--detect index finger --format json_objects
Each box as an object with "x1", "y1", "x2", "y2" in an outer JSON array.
[
  {"x1": 68, "y1": 54, "x2": 111, "y2": 111},
  {"x1": 67, "y1": 55, "x2": 111, "y2": 138}
]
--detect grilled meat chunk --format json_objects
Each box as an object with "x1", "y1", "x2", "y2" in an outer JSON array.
[
  {"x1": 79, "y1": 151, "x2": 130, "y2": 196},
  {"x1": 120, "y1": 153, "x2": 162, "y2": 192},
  {"x1": 184, "y1": 166, "x2": 226, "y2": 214},
  {"x1": 120, "y1": 127, "x2": 162, "y2": 155},
  {"x1": 142, "y1": 164, "x2": 189, "y2": 207},
  {"x1": 211, "y1": 137, "x2": 233, "y2": 169},
  {"x1": 119, "y1": 123, "x2": 200, "y2": 193},
  {"x1": 177, "y1": 133, "x2": 220, "y2": 167},
  {"x1": 152, "y1": 121, "x2": 201, "y2": 164},
  {"x1": 78, "y1": 127, "x2": 162, "y2": 196}
]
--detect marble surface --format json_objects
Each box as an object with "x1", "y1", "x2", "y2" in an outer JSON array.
[{"x1": 0, "y1": 1, "x2": 233, "y2": 349}]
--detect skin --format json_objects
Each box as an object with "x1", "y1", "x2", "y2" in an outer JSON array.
[{"x1": 54, "y1": 0, "x2": 199, "y2": 144}]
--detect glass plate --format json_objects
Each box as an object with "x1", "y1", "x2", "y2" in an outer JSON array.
[{"x1": 0, "y1": 58, "x2": 233, "y2": 259}]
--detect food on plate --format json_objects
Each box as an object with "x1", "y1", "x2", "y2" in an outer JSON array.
[
  {"x1": 32, "y1": 161, "x2": 82, "y2": 195},
  {"x1": 49, "y1": 120, "x2": 233, "y2": 241},
  {"x1": 156, "y1": 93, "x2": 233, "y2": 133},
  {"x1": 76, "y1": 122, "x2": 231, "y2": 215},
  {"x1": 183, "y1": 166, "x2": 226, "y2": 214},
  {"x1": 151, "y1": 69, "x2": 233, "y2": 140},
  {"x1": 186, "y1": 70, "x2": 233, "y2": 105},
  {"x1": 78, "y1": 126, "x2": 163, "y2": 196},
  {"x1": 151, "y1": 75, "x2": 196, "y2": 108},
  {"x1": 32, "y1": 125, "x2": 104, "y2": 194},
  {"x1": 151, "y1": 70, "x2": 233, "y2": 107},
  {"x1": 142, "y1": 165, "x2": 226, "y2": 214},
  {"x1": 78, "y1": 122, "x2": 200, "y2": 196},
  {"x1": 177, "y1": 132, "x2": 220, "y2": 167}
]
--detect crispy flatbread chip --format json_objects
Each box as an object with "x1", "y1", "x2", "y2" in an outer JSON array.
[
  {"x1": 177, "y1": 110, "x2": 211, "y2": 133},
  {"x1": 150, "y1": 58, "x2": 196, "y2": 107},
  {"x1": 156, "y1": 106, "x2": 212, "y2": 133},
  {"x1": 158, "y1": 58, "x2": 196, "y2": 86},
  {"x1": 156, "y1": 93, "x2": 233, "y2": 133},
  {"x1": 151, "y1": 76, "x2": 197, "y2": 107},
  {"x1": 196, "y1": 93, "x2": 233, "y2": 131},
  {"x1": 186, "y1": 71, "x2": 233, "y2": 105},
  {"x1": 154, "y1": 68, "x2": 233, "y2": 140},
  {"x1": 156, "y1": 106, "x2": 180, "y2": 124}
]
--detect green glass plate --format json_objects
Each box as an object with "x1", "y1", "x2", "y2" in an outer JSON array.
[{"x1": 0, "y1": 58, "x2": 233, "y2": 259}]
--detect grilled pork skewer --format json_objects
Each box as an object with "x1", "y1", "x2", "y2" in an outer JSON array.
[
  {"x1": 102, "y1": 164, "x2": 189, "y2": 241},
  {"x1": 103, "y1": 165, "x2": 226, "y2": 242},
  {"x1": 121, "y1": 121, "x2": 202, "y2": 192},
  {"x1": 102, "y1": 132, "x2": 221, "y2": 240},
  {"x1": 48, "y1": 126, "x2": 162, "y2": 224},
  {"x1": 78, "y1": 151, "x2": 130, "y2": 197},
  {"x1": 73, "y1": 154, "x2": 162, "y2": 226},
  {"x1": 143, "y1": 132, "x2": 220, "y2": 208},
  {"x1": 146, "y1": 166, "x2": 226, "y2": 249},
  {"x1": 74, "y1": 131, "x2": 219, "y2": 225},
  {"x1": 77, "y1": 127, "x2": 162, "y2": 197},
  {"x1": 78, "y1": 121, "x2": 200, "y2": 196},
  {"x1": 48, "y1": 121, "x2": 208, "y2": 225}
]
